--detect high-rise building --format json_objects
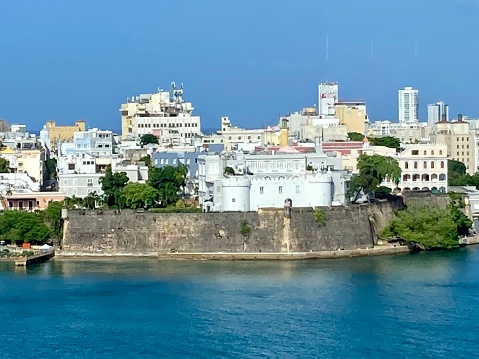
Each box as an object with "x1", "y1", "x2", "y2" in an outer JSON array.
[
  {"x1": 318, "y1": 82, "x2": 338, "y2": 118},
  {"x1": 427, "y1": 101, "x2": 449, "y2": 126},
  {"x1": 398, "y1": 87, "x2": 419, "y2": 124}
]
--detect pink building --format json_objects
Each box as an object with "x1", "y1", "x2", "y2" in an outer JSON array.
[{"x1": 2, "y1": 192, "x2": 65, "y2": 211}]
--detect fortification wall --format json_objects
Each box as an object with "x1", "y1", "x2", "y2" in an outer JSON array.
[{"x1": 62, "y1": 201, "x2": 401, "y2": 255}]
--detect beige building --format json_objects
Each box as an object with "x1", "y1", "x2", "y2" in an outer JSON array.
[
  {"x1": 120, "y1": 86, "x2": 200, "y2": 142},
  {"x1": 335, "y1": 101, "x2": 368, "y2": 134},
  {"x1": 45, "y1": 120, "x2": 86, "y2": 146},
  {"x1": 342, "y1": 141, "x2": 449, "y2": 193},
  {"x1": 391, "y1": 126, "x2": 432, "y2": 144},
  {"x1": 0, "y1": 141, "x2": 46, "y2": 185},
  {"x1": 430, "y1": 121, "x2": 475, "y2": 174}
]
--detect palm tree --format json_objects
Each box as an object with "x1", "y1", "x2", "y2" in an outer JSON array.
[{"x1": 158, "y1": 182, "x2": 178, "y2": 206}]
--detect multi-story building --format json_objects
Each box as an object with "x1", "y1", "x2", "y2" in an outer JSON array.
[
  {"x1": 0, "y1": 140, "x2": 47, "y2": 186},
  {"x1": 430, "y1": 119, "x2": 475, "y2": 174},
  {"x1": 398, "y1": 86, "x2": 419, "y2": 124},
  {"x1": 427, "y1": 101, "x2": 449, "y2": 127},
  {"x1": 379, "y1": 144, "x2": 449, "y2": 193},
  {"x1": 318, "y1": 82, "x2": 338, "y2": 118},
  {"x1": 41, "y1": 120, "x2": 86, "y2": 150},
  {"x1": 341, "y1": 141, "x2": 449, "y2": 193},
  {"x1": 197, "y1": 149, "x2": 348, "y2": 212},
  {"x1": 335, "y1": 101, "x2": 368, "y2": 135},
  {"x1": 120, "y1": 83, "x2": 201, "y2": 143}
]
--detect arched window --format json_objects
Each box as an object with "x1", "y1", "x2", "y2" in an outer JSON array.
[
  {"x1": 423, "y1": 150, "x2": 427, "y2": 155},
  {"x1": 440, "y1": 161, "x2": 445, "y2": 169},
  {"x1": 412, "y1": 174, "x2": 420, "y2": 181},
  {"x1": 422, "y1": 174, "x2": 430, "y2": 181},
  {"x1": 439, "y1": 150, "x2": 443, "y2": 155},
  {"x1": 423, "y1": 161, "x2": 427, "y2": 169},
  {"x1": 431, "y1": 150, "x2": 435, "y2": 155},
  {"x1": 405, "y1": 162, "x2": 409, "y2": 169},
  {"x1": 439, "y1": 173, "x2": 446, "y2": 181},
  {"x1": 431, "y1": 161, "x2": 435, "y2": 169},
  {"x1": 414, "y1": 161, "x2": 418, "y2": 169},
  {"x1": 403, "y1": 174, "x2": 411, "y2": 181},
  {"x1": 431, "y1": 174, "x2": 438, "y2": 180}
]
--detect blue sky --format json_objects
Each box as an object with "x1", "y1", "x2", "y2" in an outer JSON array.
[{"x1": 0, "y1": 0, "x2": 478, "y2": 131}]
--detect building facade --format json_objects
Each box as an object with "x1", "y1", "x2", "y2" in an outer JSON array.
[
  {"x1": 318, "y1": 82, "x2": 338, "y2": 118},
  {"x1": 427, "y1": 101, "x2": 449, "y2": 127},
  {"x1": 120, "y1": 84, "x2": 201, "y2": 143},
  {"x1": 43, "y1": 120, "x2": 87, "y2": 149},
  {"x1": 398, "y1": 86, "x2": 419, "y2": 124},
  {"x1": 335, "y1": 101, "x2": 368, "y2": 135},
  {"x1": 430, "y1": 120, "x2": 475, "y2": 174}
]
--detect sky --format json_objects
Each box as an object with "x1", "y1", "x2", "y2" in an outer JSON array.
[{"x1": 1, "y1": 0, "x2": 479, "y2": 132}]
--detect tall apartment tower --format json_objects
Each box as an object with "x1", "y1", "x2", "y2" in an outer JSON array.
[
  {"x1": 427, "y1": 101, "x2": 449, "y2": 127},
  {"x1": 398, "y1": 86, "x2": 419, "y2": 125},
  {"x1": 318, "y1": 82, "x2": 339, "y2": 118}
]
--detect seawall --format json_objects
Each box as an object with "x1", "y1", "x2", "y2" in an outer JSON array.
[{"x1": 61, "y1": 200, "x2": 402, "y2": 255}]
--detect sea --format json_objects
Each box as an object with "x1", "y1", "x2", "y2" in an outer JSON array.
[{"x1": 1, "y1": 248, "x2": 479, "y2": 358}]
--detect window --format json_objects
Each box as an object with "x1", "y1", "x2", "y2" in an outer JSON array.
[
  {"x1": 405, "y1": 162, "x2": 409, "y2": 169},
  {"x1": 173, "y1": 159, "x2": 177, "y2": 165},
  {"x1": 439, "y1": 150, "x2": 443, "y2": 155},
  {"x1": 18, "y1": 201, "x2": 23, "y2": 210},
  {"x1": 68, "y1": 164, "x2": 75, "y2": 170},
  {"x1": 87, "y1": 179, "x2": 93, "y2": 187},
  {"x1": 423, "y1": 150, "x2": 427, "y2": 155},
  {"x1": 431, "y1": 150, "x2": 434, "y2": 155},
  {"x1": 28, "y1": 201, "x2": 33, "y2": 210},
  {"x1": 439, "y1": 173, "x2": 446, "y2": 181},
  {"x1": 232, "y1": 198, "x2": 236, "y2": 203},
  {"x1": 296, "y1": 186, "x2": 300, "y2": 194},
  {"x1": 279, "y1": 186, "x2": 283, "y2": 194},
  {"x1": 412, "y1": 150, "x2": 419, "y2": 155},
  {"x1": 260, "y1": 186, "x2": 264, "y2": 194},
  {"x1": 431, "y1": 161, "x2": 435, "y2": 169},
  {"x1": 423, "y1": 161, "x2": 427, "y2": 169},
  {"x1": 8, "y1": 201, "x2": 13, "y2": 208},
  {"x1": 414, "y1": 161, "x2": 418, "y2": 169}
]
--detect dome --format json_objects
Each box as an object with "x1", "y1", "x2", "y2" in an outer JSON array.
[{"x1": 276, "y1": 145, "x2": 299, "y2": 154}]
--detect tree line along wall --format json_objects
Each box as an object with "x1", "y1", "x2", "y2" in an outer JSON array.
[{"x1": 62, "y1": 201, "x2": 401, "y2": 254}]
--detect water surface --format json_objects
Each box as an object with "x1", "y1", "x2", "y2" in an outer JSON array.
[{"x1": 1, "y1": 248, "x2": 479, "y2": 358}]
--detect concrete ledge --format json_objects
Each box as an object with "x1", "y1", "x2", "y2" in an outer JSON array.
[{"x1": 158, "y1": 246, "x2": 412, "y2": 261}]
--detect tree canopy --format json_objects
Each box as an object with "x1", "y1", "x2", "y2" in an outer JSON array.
[
  {"x1": 0, "y1": 157, "x2": 10, "y2": 173},
  {"x1": 347, "y1": 132, "x2": 365, "y2": 141},
  {"x1": 349, "y1": 154, "x2": 401, "y2": 203},
  {"x1": 123, "y1": 183, "x2": 159, "y2": 209},
  {"x1": 99, "y1": 165, "x2": 129, "y2": 207},
  {"x1": 381, "y1": 201, "x2": 472, "y2": 249},
  {"x1": 139, "y1": 134, "x2": 159, "y2": 147},
  {"x1": 369, "y1": 136, "x2": 400, "y2": 149},
  {"x1": 45, "y1": 158, "x2": 57, "y2": 180},
  {"x1": 0, "y1": 211, "x2": 51, "y2": 244},
  {"x1": 148, "y1": 164, "x2": 188, "y2": 205}
]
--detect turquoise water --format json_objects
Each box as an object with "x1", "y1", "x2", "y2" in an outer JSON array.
[{"x1": 1, "y1": 249, "x2": 479, "y2": 358}]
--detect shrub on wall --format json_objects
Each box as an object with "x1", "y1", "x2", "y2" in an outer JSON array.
[{"x1": 314, "y1": 208, "x2": 326, "y2": 226}]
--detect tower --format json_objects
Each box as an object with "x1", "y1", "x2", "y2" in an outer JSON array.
[{"x1": 398, "y1": 87, "x2": 419, "y2": 125}]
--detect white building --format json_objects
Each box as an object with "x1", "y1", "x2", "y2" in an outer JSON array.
[
  {"x1": 59, "y1": 173, "x2": 104, "y2": 198},
  {"x1": 197, "y1": 150, "x2": 349, "y2": 212},
  {"x1": 318, "y1": 82, "x2": 338, "y2": 118},
  {"x1": 120, "y1": 83, "x2": 201, "y2": 143},
  {"x1": 398, "y1": 86, "x2": 419, "y2": 124},
  {"x1": 427, "y1": 101, "x2": 449, "y2": 127}
]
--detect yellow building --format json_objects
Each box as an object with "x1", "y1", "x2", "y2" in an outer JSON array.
[
  {"x1": 335, "y1": 101, "x2": 367, "y2": 134},
  {"x1": 0, "y1": 142, "x2": 46, "y2": 185},
  {"x1": 45, "y1": 120, "x2": 86, "y2": 146}
]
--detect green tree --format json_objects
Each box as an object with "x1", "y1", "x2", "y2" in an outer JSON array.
[
  {"x1": 0, "y1": 211, "x2": 51, "y2": 245},
  {"x1": 123, "y1": 183, "x2": 159, "y2": 209},
  {"x1": 224, "y1": 166, "x2": 235, "y2": 175},
  {"x1": 448, "y1": 159, "x2": 469, "y2": 186},
  {"x1": 83, "y1": 191, "x2": 100, "y2": 209},
  {"x1": 0, "y1": 157, "x2": 10, "y2": 173},
  {"x1": 148, "y1": 164, "x2": 188, "y2": 202},
  {"x1": 369, "y1": 136, "x2": 400, "y2": 149},
  {"x1": 349, "y1": 154, "x2": 401, "y2": 203},
  {"x1": 381, "y1": 201, "x2": 472, "y2": 249},
  {"x1": 42, "y1": 201, "x2": 63, "y2": 243},
  {"x1": 139, "y1": 134, "x2": 159, "y2": 147},
  {"x1": 139, "y1": 155, "x2": 152, "y2": 168},
  {"x1": 99, "y1": 165, "x2": 129, "y2": 207},
  {"x1": 45, "y1": 158, "x2": 57, "y2": 180},
  {"x1": 347, "y1": 132, "x2": 365, "y2": 141}
]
